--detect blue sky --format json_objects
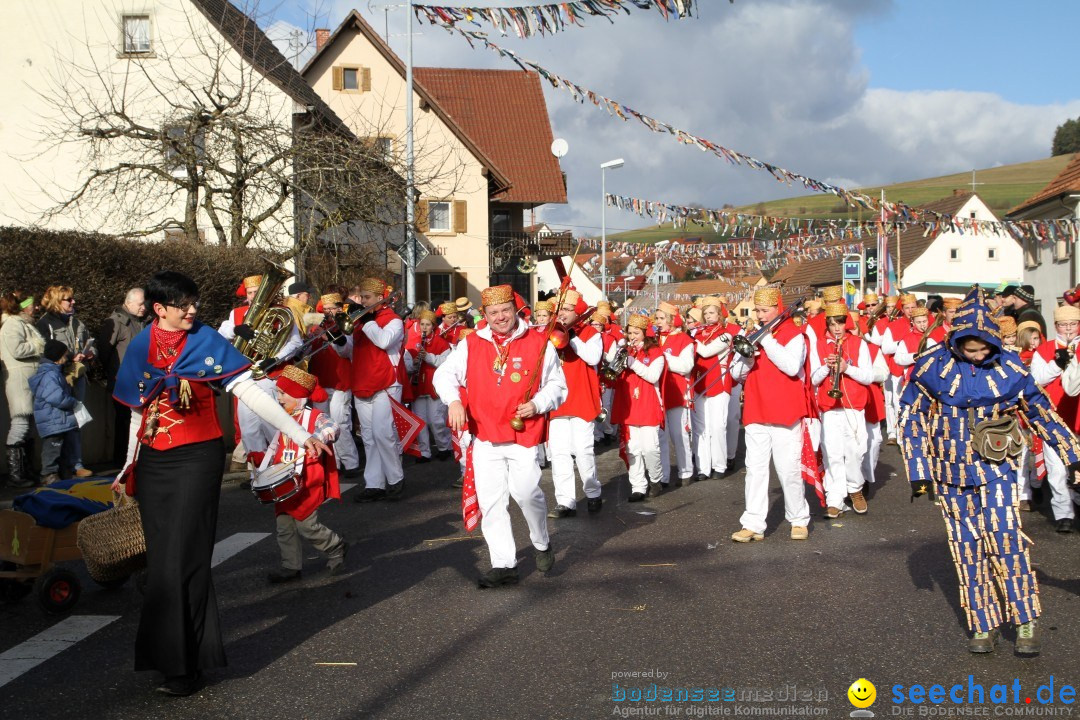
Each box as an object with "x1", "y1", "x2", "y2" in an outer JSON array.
[{"x1": 267, "y1": 0, "x2": 1080, "y2": 232}]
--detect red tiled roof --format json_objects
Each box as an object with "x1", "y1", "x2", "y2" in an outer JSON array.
[
  {"x1": 1010, "y1": 153, "x2": 1080, "y2": 216},
  {"x1": 415, "y1": 68, "x2": 567, "y2": 207}
]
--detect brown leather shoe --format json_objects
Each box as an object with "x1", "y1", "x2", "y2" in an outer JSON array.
[
  {"x1": 74, "y1": 468, "x2": 94, "y2": 478},
  {"x1": 790, "y1": 525, "x2": 809, "y2": 541},
  {"x1": 825, "y1": 506, "x2": 843, "y2": 519},
  {"x1": 850, "y1": 490, "x2": 868, "y2": 514},
  {"x1": 731, "y1": 528, "x2": 764, "y2": 543},
  {"x1": 1018, "y1": 500, "x2": 1032, "y2": 512}
]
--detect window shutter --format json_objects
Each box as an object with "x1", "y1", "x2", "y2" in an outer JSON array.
[
  {"x1": 361, "y1": 67, "x2": 372, "y2": 92},
  {"x1": 453, "y1": 200, "x2": 467, "y2": 234},
  {"x1": 414, "y1": 272, "x2": 427, "y2": 301},
  {"x1": 416, "y1": 200, "x2": 429, "y2": 233},
  {"x1": 332, "y1": 66, "x2": 343, "y2": 91},
  {"x1": 453, "y1": 272, "x2": 468, "y2": 301}
]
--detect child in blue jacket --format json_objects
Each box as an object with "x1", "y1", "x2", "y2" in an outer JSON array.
[{"x1": 28, "y1": 340, "x2": 78, "y2": 484}]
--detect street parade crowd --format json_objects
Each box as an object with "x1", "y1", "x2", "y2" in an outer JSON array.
[{"x1": 4, "y1": 269, "x2": 1080, "y2": 695}]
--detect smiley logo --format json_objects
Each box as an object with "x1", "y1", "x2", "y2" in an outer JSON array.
[{"x1": 848, "y1": 678, "x2": 876, "y2": 709}]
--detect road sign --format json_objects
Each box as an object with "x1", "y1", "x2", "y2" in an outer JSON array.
[
  {"x1": 843, "y1": 256, "x2": 861, "y2": 281},
  {"x1": 865, "y1": 248, "x2": 878, "y2": 285},
  {"x1": 396, "y1": 238, "x2": 430, "y2": 268}
]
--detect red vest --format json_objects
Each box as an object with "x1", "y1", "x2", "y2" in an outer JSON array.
[
  {"x1": 349, "y1": 307, "x2": 401, "y2": 398},
  {"x1": 660, "y1": 331, "x2": 694, "y2": 409},
  {"x1": 693, "y1": 324, "x2": 730, "y2": 397},
  {"x1": 815, "y1": 335, "x2": 869, "y2": 412},
  {"x1": 271, "y1": 407, "x2": 340, "y2": 521},
  {"x1": 441, "y1": 322, "x2": 466, "y2": 347},
  {"x1": 885, "y1": 317, "x2": 913, "y2": 377},
  {"x1": 612, "y1": 345, "x2": 665, "y2": 427},
  {"x1": 551, "y1": 325, "x2": 602, "y2": 421},
  {"x1": 463, "y1": 327, "x2": 549, "y2": 448},
  {"x1": 742, "y1": 319, "x2": 809, "y2": 426},
  {"x1": 406, "y1": 331, "x2": 450, "y2": 399},
  {"x1": 140, "y1": 334, "x2": 222, "y2": 450},
  {"x1": 1035, "y1": 341, "x2": 1080, "y2": 429},
  {"x1": 231, "y1": 305, "x2": 249, "y2": 327},
  {"x1": 308, "y1": 332, "x2": 350, "y2": 392},
  {"x1": 865, "y1": 343, "x2": 886, "y2": 424}
]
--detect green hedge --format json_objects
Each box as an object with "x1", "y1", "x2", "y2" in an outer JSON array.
[{"x1": 0, "y1": 226, "x2": 274, "y2": 330}]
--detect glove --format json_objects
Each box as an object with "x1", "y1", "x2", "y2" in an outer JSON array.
[
  {"x1": 1054, "y1": 348, "x2": 1071, "y2": 369},
  {"x1": 910, "y1": 480, "x2": 932, "y2": 503},
  {"x1": 256, "y1": 357, "x2": 278, "y2": 373},
  {"x1": 332, "y1": 331, "x2": 348, "y2": 347},
  {"x1": 234, "y1": 323, "x2": 256, "y2": 341}
]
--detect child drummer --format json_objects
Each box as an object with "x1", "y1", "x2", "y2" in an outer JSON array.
[{"x1": 259, "y1": 365, "x2": 348, "y2": 584}]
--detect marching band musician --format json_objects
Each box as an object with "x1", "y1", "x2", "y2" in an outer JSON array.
[
  {"x1": 729, "y1": 287, "x2": 812, "y2": 543},
  {"x1": 612, "y1": 314, "x2": 666, "y2": 502},
  {"x1": 880, "y1": 293, "x2": 917, "y2": 445},
  {"x1": 809, "y1": 303, "x2": 874, "y2": 517},
  {"x1": 261, "y1": 366, "x2": 347, "y2": 585},
  {"x1": 592, "y1": 310, "x2": 619, "y2": 445},
  {"x1": 1027, "y1": 304, "x2": 1080, "y2": 532},
  {"x1": 438, "y1": 300, "x2": 467, "y2": 346},
  {"x1": 532, "y1": 299, "x2": 554, "y2": 330},
  {"x1": 308, "y1": 291, "x2": 361, "y2": 478},
  {"x1": 722, "y1": 302, "x2": 746, "y2": 466},
  {"x1": 334, "y1": 277, "x2": 406, "y2": 503},
  {"x1": 861, "y1": 323, "x2": 890, "y2": 486},
  {"x1": 216, "y1": 274, "x2": 260, "y2": 342},
  {"x1": 691, "y1": 296, "x2": 733, "y2": 481},
  {"x1": 548, "y1": 289, "x2": 604, "y2": 518},
  {"x1": 940, "y1": 297, "x2": 962, "y2": 335},
  {"x1": 404, "y1": 309, "x2": 452, "y2": 463},
  {"x1": 655, "y1": 301, "x2": 695, "y2": 488},
  {"x1": 892, "y1": 307, "x2": 938, "y2": 371},
  {"x1": 433, "y1": 284, "x2": 566, "y2": 588},
  {"x1": 899, "y1": 287, "x2": 1080, "y2": 655}
]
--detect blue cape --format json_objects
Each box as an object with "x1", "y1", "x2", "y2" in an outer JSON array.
[{"x1": 113, "y1": 320, "x2": 251, "y2": 408}]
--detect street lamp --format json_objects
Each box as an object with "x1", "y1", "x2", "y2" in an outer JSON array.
[{"x1": 600, "y1": 158, "x2": 625, "y2": 298}]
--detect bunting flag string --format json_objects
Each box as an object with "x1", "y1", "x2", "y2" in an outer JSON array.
[
  {"x1": 439, "y1": 23, "x2": 1080, "y2": 239},
  {"x1": 604, "y1": 192, "x2": 1080, "y2": 249},
  {"x1": 414, "y1": 0, "x2": 700, "y2": 39}
]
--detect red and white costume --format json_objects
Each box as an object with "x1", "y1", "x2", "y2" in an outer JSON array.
[
  {"x1": 1028, "y1": 339, "x2": 1080, "y2": 523},
  {"x1": 404, "y1": 330, "x2": 452, "y2": 458},
  {"x1": 862, "y1": 342, "x2": 889, "y2": 484},
  {"x1": 594, "y1": 327, "x2": 619, "y2": 442},
  {"x1": 691, "y1": 320, "x2": 733, "y2": 477},
  {"x1": 658, "y1": 330, "x2": 695, "y2": 483},
  {"x1": 433, "y1": 319, "x2": 566, "y2": 570},
  {"x1": 808, "y1": 329, "x2": 873, "y2": 511},
  {"x1": 730, "y1": 311, "x2": 810, "y2": 535},
  {"x1": 549, "y1": 325, "x2": 603, "y2": 511},
  {"x1": 879, "y1": 314, "x2": 913, "y2": 441},
  {"x1": 309, "y1": 329, "x2": 359, "y2": 473},
  {"x1": 612, "y1": 343, "x2": 666, "y2": 495},
  {"x1": 335, "y1": 305, "x2": 405, "y2": 491}
]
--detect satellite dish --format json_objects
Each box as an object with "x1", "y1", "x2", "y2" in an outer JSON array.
[{"x1": 550, "y1": 138, "x2": 569, "y2": 159}]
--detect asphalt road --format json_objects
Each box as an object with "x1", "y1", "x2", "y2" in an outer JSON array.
[{"x1": 3, "y1": 435, "x2": 1080, "y2": 719}]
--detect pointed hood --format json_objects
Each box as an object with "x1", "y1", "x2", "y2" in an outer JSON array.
[{"x1": 947, "y1": 285, "x2": 1002, "y2": 366}]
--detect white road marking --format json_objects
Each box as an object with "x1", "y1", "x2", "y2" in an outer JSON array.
[
  {"x1": 211, "y1": 532, "x2": 270, "y2": 568},
  {"x1": 339, "y1": 483, "x2": 357, "y2": 494},
  {"x1": 0, "y1": 615, "x2": 120, "y2": 688}
]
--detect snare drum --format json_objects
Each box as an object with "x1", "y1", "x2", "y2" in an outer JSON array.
[{"x1": 251, "y1": 461, "x2": 302, "y2": 504}]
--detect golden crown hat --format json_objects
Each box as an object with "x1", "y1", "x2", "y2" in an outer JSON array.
[
  {"x1": 824, "y1": 302, "x2": 849, "y2": 319},
  {"x1": 596, "y1": 300, "x2": 612, "y2": 311},
  {"x1": 941, "y1": 297, "x2": 962, "y2": 309},
  {"x1": 533, "y1": 300, "x2": 554, "y2": 313},
  {"x1": 910, "y1": 307, "x2": 930, "y2": 318},
  {"x1": 562, "y1": 289, "x2": 582, "y2": 307},
  {"x1": 821, "y1": 285, "x2": 844, "y2": 303},
  {"x1": 1054, "y1": 304, "x2": 1080, "y2": 323},
  {"x1": 480, "y1": 284, "x2": 514, "y2": 308},
  {"x1": 359, "y1": 277, "x2": 387, "y2": 295},
  {"x1": 899, "y1": 293, "x2": 917, "y2": 305},
  {"x1": 687, "y1": 307, "x2": 703, "y2": 323},
  {"x1": 657, "y1": 301, "x2": 679, "y2": 316},
  {"x1": 699, "y1": 295, "x2": 723, "y2": 308},
  {"x1": 996, "y1": 316, "x2": 1017, "y2": 335},
  {"x1": 439, "y1": 301, "x2": 458, "y2": 316},
  {"x1": 243, "y1": 274, "x2": 263, "y2": 289},
  {"x1": 627, "y1": 314, "x2": 650, "y2": 330},
  {"x1": 863, "y1": 291, "x2": 879, "y2": 303},
  {"x1": 417, "y1": 309, "x2": 437, "y2": 323},
  {"x1": 754, "y1": 287, "x2": 781, "y2": 307},
  {"x1": 589, "y1": 311, "x2": 609, "y2": 325},
  {"x1": 278, "y1": 364, "x2": 317, "y2": 394},
  {"x1": 319, "y1": 293, "x2": 342, "y2": 308}
]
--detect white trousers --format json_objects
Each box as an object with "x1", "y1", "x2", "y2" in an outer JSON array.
[
  {"x1": 354, "y1": 387, "x2": 403, "y2": 490},
  {"x1": 472, "y1": 440, "x2": 550, "y2": 569},
  {"x1": 1041, "y1": 449, "x2": 1076, "y2": 521},
  {"x1": 237, "y1": 377, "x2": 278, "y2": 453},
  {"x1": 659, "y1": 406, "x2": 693, "y2": 482},
  {"x1": 411, "y1": 395, "x2": 451, "y2": 458},
  {"x1": 727, "y1": 384, "x2": 743, "y2": 460},
  {"x1": 862, "y1": 420, "x2": 882, "y2": 484},
  {"x1": 594, "y1": 388, "x2": 615, "y2": 440},
  {"x1": 820, "y1": 409, "x2": 868, "y2": 509},
  {"x1": 884, "y1": 375, "x2": 902, "y2": 439},
  {"x1": 692, "y1": 392, "x2": 730, "y2": 475},
  {"x1": 314, "y1": 389, "x2": 359, "y2": 471},
  {"x1": 740, "y1": 422, "x2": 809, "y2": 534},
  {"x1": 549, "y1": 416, "x2": 601, "y2": 509},
  {"x1": 627, "y1": 425, "x2": 664, "y2": 493}
]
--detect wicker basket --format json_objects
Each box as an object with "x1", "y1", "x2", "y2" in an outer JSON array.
[{"x1": 77, "y1": 492, "x2": 146, "y2": 583}]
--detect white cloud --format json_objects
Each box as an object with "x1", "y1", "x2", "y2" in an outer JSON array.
[{"x1": 284, "y1": 0, "x2": 1080, "y2": 236}]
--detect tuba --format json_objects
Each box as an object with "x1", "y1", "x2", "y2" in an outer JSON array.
[{"x1": 233, "y1": 258, "x2": 296, "y2": 380}]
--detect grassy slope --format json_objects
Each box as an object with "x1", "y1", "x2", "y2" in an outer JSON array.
[{"x1": 607, "y1": 155, "x2": 1072, "y2": 245}]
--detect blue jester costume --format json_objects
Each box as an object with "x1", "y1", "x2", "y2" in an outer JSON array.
[{"x1": 899, "y1": 286, "x2": 1080, "y2": 634}]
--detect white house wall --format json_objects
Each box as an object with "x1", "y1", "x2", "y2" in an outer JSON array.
[{"x1": 1021, "y1": 196, "x2": 1080, "y2": 338}]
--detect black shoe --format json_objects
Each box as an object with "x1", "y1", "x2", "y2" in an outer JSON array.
[
  {"x1": 451, "y1": 475, "x2": 464, "y2": 489},
  {"x1": 535, "y1": 544, "x2": 555, "y2": 573},
  {"x1": 328, "y1": 543, "x2": 349, "y2": 576},
  {"x1": 156, "y1": 672, "x2": 201, "y2": 697},
  {"x1": 355, "y1": 487, "x2": 386, "y2": 503},
  {"x1": 1031, "y1": 485, "x2": 1045, "y2": 506},
  {"x1": 628, "y1": 492, "x2": 646, "y2": 503},
  {"x1": 342, "y1": 466, "x2": 363, "y2": 479},
  {"x1": 477, "y1": 567, "x2": 520, "y2": 589},
  {"x1": 587, "y1": 497, "x2": 603, "y2": 513},
  {"x1": 604, "y1": 434, "x2": 616, "y2": 446},
  {"x1": 547, "y1": 504, "x2": 576, "y2": 519},
  {"x1": 415, "y1": 456, "x2": 431, "y2": 464},
  {"x1": 711, "y1": 470, "x2": 725, "y2": 480},
  {"x1": 267, "y1": 568, "x2": 301, "y2": 584},
  {"x1": 239, "y1": 480, "x2": 252, "y2": 490},
  {"x1": 695, "y1": 473, "x2": 710, "y2": 482},
  {"x1": 385, "y1": 481, "x2": 404, "y2": 501},
  {"x1": 435, "y1": 449, "x2": 452, "y2": 461},
  {"x1": 1056, "y1": 518, "x2": 1074, "y2": 533},
  {"x1": 648, "y1": 482, "x2": 663, "y2": 497}
]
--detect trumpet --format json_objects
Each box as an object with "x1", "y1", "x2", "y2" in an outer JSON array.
[
  {"x1": 917, "y1": 313, "x2": 946, "y2": 354},
  {"x1": 732, "y1": 299, "x2": 804, "y2": 358},
  {"x1": 827, "y1": 334, "x2": 845, "y2": 400},
  {"x1": 334, "y1": 291, "x2": 401, "y2": 335}
]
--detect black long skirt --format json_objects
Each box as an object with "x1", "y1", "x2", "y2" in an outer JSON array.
[{"x1": 133, "y1": 438, "x2": 227, "y2": 676}]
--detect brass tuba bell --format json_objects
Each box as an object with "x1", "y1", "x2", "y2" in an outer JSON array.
[{"x1": 233, "y1": 258, "x2": 296, "y2": 379}]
